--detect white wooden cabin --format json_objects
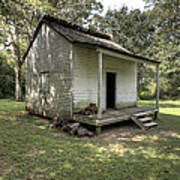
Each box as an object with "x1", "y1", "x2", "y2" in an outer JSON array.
[{"x1": 24, "y1": 16, "x2": 160, "y2": 133}]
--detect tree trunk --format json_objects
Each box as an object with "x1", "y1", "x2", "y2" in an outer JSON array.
[
  {"x1": 13, "y1": 29, "x2": 23, "y2": 101},
  {"x1": 15, "y1": 64, "x2": 22, "y2": 101}
]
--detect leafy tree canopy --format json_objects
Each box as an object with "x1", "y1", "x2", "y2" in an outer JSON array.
[{"x1": 0, "y1": 0, "x2": 103, "y2": 100}]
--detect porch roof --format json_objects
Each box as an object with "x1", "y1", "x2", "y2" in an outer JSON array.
[{"x1": 23, "y1": 15, "x2": 160, "y2": 64}]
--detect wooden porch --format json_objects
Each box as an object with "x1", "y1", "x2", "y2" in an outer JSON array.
[
  {"x1": 73, "y1": 106, "x2": 158, "y2": 133},
  {"x1": 73, "y1": 49, "x2": 160, "y2": 134},
  {"x1": 96, "y1": 49, "x2": 160, "y2": 119}
]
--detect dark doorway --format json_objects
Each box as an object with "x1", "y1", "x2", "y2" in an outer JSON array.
[{"x1": 106, "y1": 72, "x2": 116, "y2": 109}]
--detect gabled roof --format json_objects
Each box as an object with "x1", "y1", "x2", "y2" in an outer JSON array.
[{"x1": 23, "y1": 15, "x2": 160, "y2": 64}]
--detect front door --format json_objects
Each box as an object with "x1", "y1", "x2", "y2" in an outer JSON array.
[{"x1": 106, "y1": 72, "x2": 116, "y2": 109}]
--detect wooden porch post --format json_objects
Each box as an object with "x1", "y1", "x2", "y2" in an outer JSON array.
[
  {"x1": 156, "y1": 64, "x2": 160, "y2": 111},
  {"x1": 97, "y1": 51, "x2": 103, "y2": 120}
]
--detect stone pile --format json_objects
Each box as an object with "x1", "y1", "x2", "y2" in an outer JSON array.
[{"x1": 50, "y1": 117, "x2": 94, "y2": 137}]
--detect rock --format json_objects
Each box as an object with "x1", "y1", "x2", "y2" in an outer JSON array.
[
  {"x1": 86, "y1": 130, "x2": 94, "y2": 137},
  {"x1": 77, "y1": 127, "x2": 87, "y2": 136},
  {"x1": 77, "y1": 126, "x2": 94, "y2": 137},
  {"x1": 68, "y1": 123, "x2": 80, "y2": 135},
  {"x1": 68, "y1": 123, "x2": 80, "y2": 130},
  {"x1": 52, "y1": 116, "x2": 69, "y2": 128},
  {"x1": 49, "y1": 124, "x2": 55, "y2": 128},
  {"x1": 51, "y1": 116, "x2": 94, "y2": 137},
  {"x1": 61, "y1": 124, "x2": 69, "y2": 131}
]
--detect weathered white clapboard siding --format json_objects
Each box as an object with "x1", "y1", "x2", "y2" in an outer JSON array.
[
  {"x1": 26, "y1": 24, "x2": 73, "y2": 118},
  {"x1": 102, "y1": 55, "x2": 137, "y2": 109},
  {"x1": 72, "y1": 45, "x2": 98, "y2": 110},
  {"x1": 72, "y1": 45, "x2": 137, "y2": 111}
]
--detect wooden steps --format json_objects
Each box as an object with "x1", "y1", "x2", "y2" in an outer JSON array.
[
  {"x1": 144, "y1": 122, "x2": 158, "y2": 128},
  {"x1": 131, "y1": 110, "x2": 158, "y2": 130},
  {"x1": 139, "y1": 117, "x2": 152, "y2": 122},
  {"x1": 133, "y1": 110, "x2": 156, "y2": 117}
]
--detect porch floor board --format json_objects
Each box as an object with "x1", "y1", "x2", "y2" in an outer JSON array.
[{"x1": 73, "y1": 107, "x2": 157, "y2": 127}]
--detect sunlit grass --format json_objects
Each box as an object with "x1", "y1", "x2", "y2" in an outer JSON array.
[
  {"x1": 0, "y1": 99, "x2": 180, "y2": 180},
  {"x1": 139, "y1": 100, "x2": 180, "y2": 116}
]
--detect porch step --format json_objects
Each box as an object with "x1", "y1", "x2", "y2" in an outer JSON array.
[
  {"x1": 144, "y1": 122, "x2": 158, "y2": 128},
  {"x1": 139, "y1": 117, "x2": 152, "y2": 122},
  {"x1": 131, "y1": 111, "x2": 158, "y2": 130},
  {"x1": 133, "y1": 110, "x2": 155, "y2": 117}
]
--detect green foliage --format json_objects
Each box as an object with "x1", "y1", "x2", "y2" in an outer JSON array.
[
  {"x1": 0, "y1": 53, "x2": 15, "y2": 98},
  {"x1": 0, "y1": 0, "x2": 179, "y2": 100},
  {"x1": 144, "y1": 0, "x2": 180, "y2": 99},
  {"x1": 0, "y1": 99, "x2": 180, "y2": 179},
  {"x1": 47, "y1": 0, "x2": 103, "y2": 25},
  {"x1": 139, "y1": 80, "x2": 156, "y2": 100},
  {"x1": 91, "y1": 1, "x2": 179, "y2": 100},
  {"x1": 0, "y1": 0, "x2": 103, "y2": 100},
  {"x1": 91, "y1": 7, "x2": 158, "y2": 100},
  {"x1": 91, "y1": 7, "x2": 155, "y2": 54}
]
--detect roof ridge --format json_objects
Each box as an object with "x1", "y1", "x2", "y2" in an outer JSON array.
[{"x1": 42, "y1": 15, "x2": 112, "y2": 41}]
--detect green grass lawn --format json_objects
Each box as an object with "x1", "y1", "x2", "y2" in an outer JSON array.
[{"x1": 0, "y1": 99, "x2": 180, "y2": 180}]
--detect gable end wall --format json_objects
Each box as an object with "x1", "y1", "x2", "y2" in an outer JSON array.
[{"x1": 26, "y1": 24, "x2": 73, "y2": 119}]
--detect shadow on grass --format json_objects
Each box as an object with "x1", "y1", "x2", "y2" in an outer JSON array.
[
  {"x1": 0, "y1": 99, "x2": 180, "y2": 179},
  {"x1": 1, "y1": 113, "x2": 180, "y2": 180}
]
